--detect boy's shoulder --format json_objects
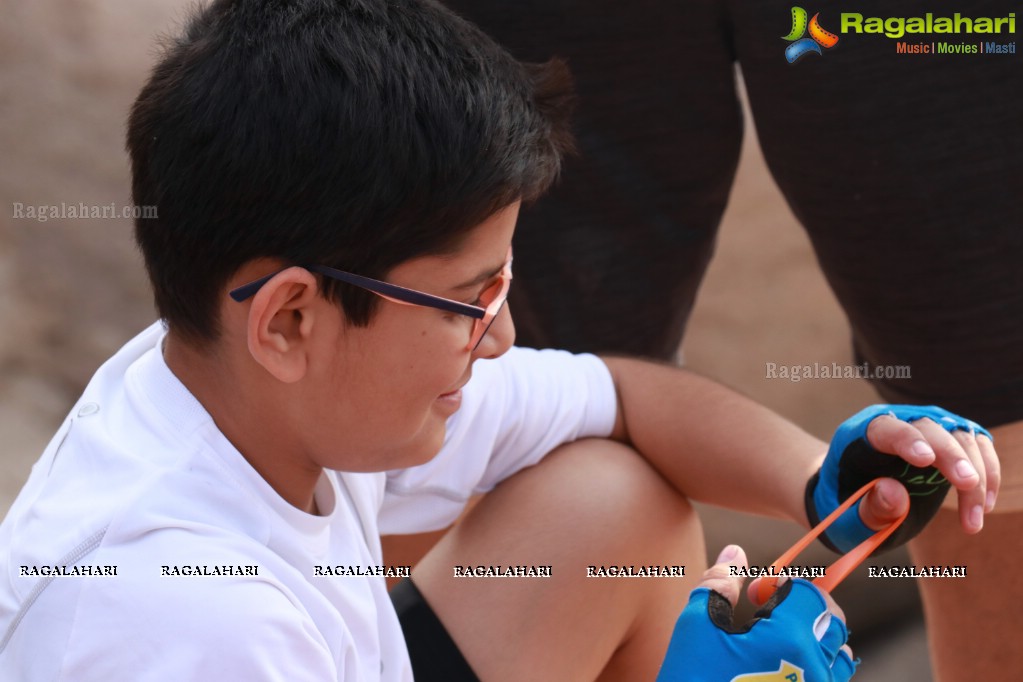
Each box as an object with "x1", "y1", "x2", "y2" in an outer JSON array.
[
  {"x1": 0, "y1": 345, "x2": 337, "y2": 677},
  {"x1": 0, "y1": 324, "x2": 290, "y2": 629},
  {"x1": 0, "y1": 322, "x2": 251, "y2": 575}
]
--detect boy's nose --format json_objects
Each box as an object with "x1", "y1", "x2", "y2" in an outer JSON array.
[{"x1": 473, "y1": 304, "x2": 515, "y2": 360}]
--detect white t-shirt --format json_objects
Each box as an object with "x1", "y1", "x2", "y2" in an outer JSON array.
[{"x1": 0, "y1": 323, "x2": 617, "y2": 681}]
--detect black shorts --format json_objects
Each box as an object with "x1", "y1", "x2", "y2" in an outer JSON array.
[
  {"x1": 442, "y1": 0, "x2": 1023, "y2": 427},
  {"x1": 391, "y1": 578, "x2": 480, "y2": 681}
]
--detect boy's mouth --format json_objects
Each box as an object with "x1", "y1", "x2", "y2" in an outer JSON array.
[{"x1": 440, "y1": 372, "x2": 472, "y2": 399}]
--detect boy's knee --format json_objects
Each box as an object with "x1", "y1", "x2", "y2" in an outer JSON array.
[{"x1": 510, "y1": 438, "x2": 700, "y2": 550}]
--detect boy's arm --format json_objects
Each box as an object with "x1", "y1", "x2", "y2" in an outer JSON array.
[{"x1": 601, "y1": 356, "x2": 995, "y2": 532}]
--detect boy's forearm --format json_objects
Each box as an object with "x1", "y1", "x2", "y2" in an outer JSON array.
[{"x1": 601, "y1": 356, "x2": 825, "y2": 526}]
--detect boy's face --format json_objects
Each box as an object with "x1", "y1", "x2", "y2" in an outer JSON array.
[{"x1": 300, "y1": 202, "x2": 519, "y2": 472}]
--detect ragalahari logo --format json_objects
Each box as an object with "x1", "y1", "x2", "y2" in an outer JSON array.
[{"x1": 783, "y1": 7, "x2": 839, "y2": 62}]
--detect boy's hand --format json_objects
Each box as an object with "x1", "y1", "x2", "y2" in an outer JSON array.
[
  {"x1": 657, "y1": 545, "x2": 856, "y2": 681},
  {"x1": 808, "y1": 405, "x2": 999, "y2": 554}
]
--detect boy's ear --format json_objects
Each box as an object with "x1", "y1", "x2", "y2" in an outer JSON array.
[{"x1": 245, "y1": 267, "x2": 324, "y2": 383}]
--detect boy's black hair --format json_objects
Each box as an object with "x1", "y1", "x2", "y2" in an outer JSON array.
[{"x1": 128, "y1": 0, "x2": 573, "y2": 345}]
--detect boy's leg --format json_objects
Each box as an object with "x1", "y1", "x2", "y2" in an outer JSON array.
[
  {"x1": 909, "y1": 419, "x2": 1023, "y2": 680},
  {"x1": 411, "y1": 438, "x2": 703, "y2": 681}
]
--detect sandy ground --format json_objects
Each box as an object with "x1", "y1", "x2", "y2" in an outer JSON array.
[{"x1": 1, "y1": 1, "x2": 930, "y2": 678}]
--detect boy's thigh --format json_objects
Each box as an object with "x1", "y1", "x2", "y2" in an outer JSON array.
[{"x1": 408, "y1": 438, "x2": 704, "y2": 681}]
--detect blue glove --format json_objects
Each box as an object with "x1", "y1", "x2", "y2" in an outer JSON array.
[
  {"x1": 657, "y1": 579, "x2": 856, "y2": 681},
  {"x1": 807, "y1": 404, "x2": 991, "y2": 554}
]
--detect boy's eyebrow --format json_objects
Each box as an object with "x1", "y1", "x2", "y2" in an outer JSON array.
[{"x1": 449, "y1": 261, "x2": 505, "y2": 291}]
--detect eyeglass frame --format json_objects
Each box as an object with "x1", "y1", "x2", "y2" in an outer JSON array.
[{"x1": 228, "y1": 247, "x2": 513, "y2": 351}]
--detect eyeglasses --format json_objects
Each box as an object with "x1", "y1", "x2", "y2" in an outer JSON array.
[{"x1": 229, "y1": 247, "x2": 513, "y2": 351}]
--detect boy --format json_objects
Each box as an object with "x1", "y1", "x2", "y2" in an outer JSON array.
[{"x1": 0, "y1": 1, "x2": 996, "y2": 679}]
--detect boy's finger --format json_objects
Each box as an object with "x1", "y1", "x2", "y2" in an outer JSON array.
[
  {"x1": 819, "y1": 585, "x2": 847, "y2": 624},
  {"x1": 697, "y1": 544, "x2": 747, "y2": 607},
  {"x1": 865, "y1": 414, "x2": 935, "y2": 466},
  {"x1": 910, "y1": 418, "x2": 982, "y2": 491},
  {"x1": 907, "y1": 418, "x2": 985, "y2": 532},
  {"x1": 977, "y1": 434, "x2": 1000, "y2": 511},
  {"x1": 858, "y1": 477, "x2": 909, "y2": 530}
]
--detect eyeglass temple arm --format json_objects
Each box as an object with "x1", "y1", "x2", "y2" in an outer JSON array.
[
  {"x1": 307, "y1": 265, "x2": 485, "y2": 318},
  {"x1": 229, "y1": 265, "x2": 487, "y2": 320},
  {"x1": 229, "y1": 273, "x2": 276, "y2": 302}
]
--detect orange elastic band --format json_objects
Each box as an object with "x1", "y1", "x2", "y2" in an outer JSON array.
[{"x1": 754, "y1": 478, "x2": 909, "y2": 603}]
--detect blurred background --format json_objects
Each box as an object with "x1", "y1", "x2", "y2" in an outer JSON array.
[{"x1": 0, "y1": 1, "x2": 930, "y2": 678}]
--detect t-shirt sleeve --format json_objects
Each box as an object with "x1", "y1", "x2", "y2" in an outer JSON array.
[{"x1": 378, "y1": 347, "x2": 617, "y2": 534}]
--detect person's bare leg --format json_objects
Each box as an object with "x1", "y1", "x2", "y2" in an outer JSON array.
[
  {"x1": 381, "y1": 498, "x2": 480, "y2": 590},
  {"x1": 411, "y1": 438, "x2": 704, "y2": 681},
  {"x1": 910, "y1": 419, "x2": 1023, "y2": 680}
]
